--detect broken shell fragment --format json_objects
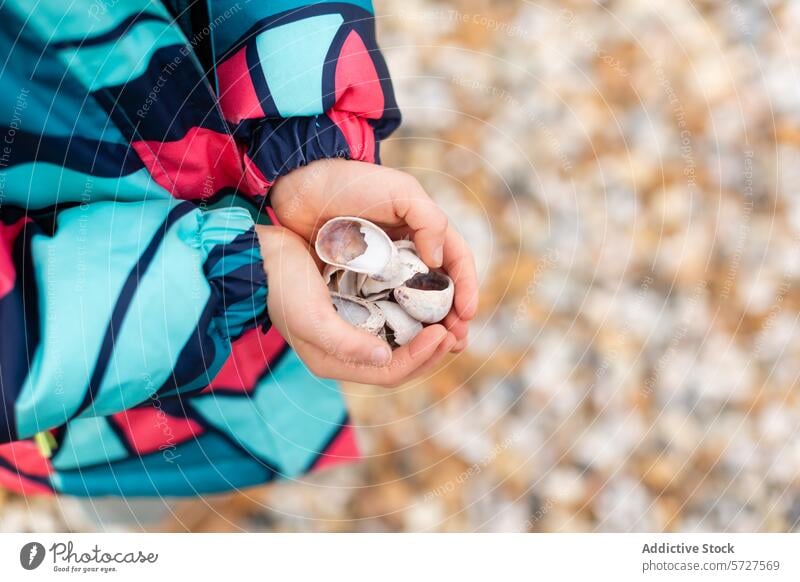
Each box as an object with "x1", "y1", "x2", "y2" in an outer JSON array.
[
  {"x1": 362, "y1": 289, "x2": 392, "y2": 302},
  {"x1": 360, "y1": 245, "x2": 430, "y2": 296},
  {"x1": 323, "y1": 265, "x2": 362, "y2": 297},
  {"x1": 330, "y1": 293, "x2": 385, "y2": 335},
  {"x1": 377, "y1": 301, "x2": 423, "y2": 346},
  {"x1": 393, "y1": 271, "x2": 454, "y2": 324},
  {"x1": 393, "y1": 239, "x2": 417, "y2": 251},
  {"x1": 315, "y1": 217, "x2": 397, "y2": 280}
]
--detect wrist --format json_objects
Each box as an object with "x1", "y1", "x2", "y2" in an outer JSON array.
[{"x1": 270, "y1": 158, "x2": 332, "y2": 211}]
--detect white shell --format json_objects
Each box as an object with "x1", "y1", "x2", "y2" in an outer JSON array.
[
  {"x1": 362, "y1": 289, "x2": 392, "y2": 302},
  {"x1": 393, "y1": 272, "x2": 454, "y2": 323},
  {"x1": 315, "y1": 217, "x2": 397, "y2": 280},
  {"x1": 376, "y1": 301, "x2": 423, "y2": 346},
  {"x1": 322, "y1": 264, "x2": 340, "y2": 285},
  {"x1": 324, "y1": 265, "x2": 362, "y2": 296},
  {"x1": 361, "y1": 246, "x2": 429, "y2": 296},
  {"x1": 330, "y1": 293, "x2": 385, "y2": 335},
  {"x1": 393, "y1": 239, "x2": 417, "y2": 251}
]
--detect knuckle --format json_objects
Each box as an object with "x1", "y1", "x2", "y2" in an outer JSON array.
[{"x1": 434, "y1": 212, "x2": 449, "y2": 233}]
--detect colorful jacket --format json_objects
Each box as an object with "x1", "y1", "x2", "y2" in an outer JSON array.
[{"x1": 0, "y1": 0, "x2": 399, "y2": 496}]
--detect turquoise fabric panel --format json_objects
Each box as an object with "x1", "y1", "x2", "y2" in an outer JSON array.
[
  {"x1": 255, "y1": 13, "x2": 344, "y2": 117},
  {"x1": 209, "y1": 0, "x2": 373, "y2": 56},
  {"x1": 16, "y1": 200, "x2": 259, "y2": 436},
  {"x1": 197, "y1": 206, "x2": 256, "y2": 250},
  {"x1": 220, "y1": 287, "x2": 267, "y2": 339},
  {"x1": 204, "y1": 242, "x2": 267, "y2": 339},
  {"x1": 205, "y1": 244, "x2": 262, "y2": 281},
  {"x1": 80, "y1": 210, "x2": 212, "y2": 418},
  {"x1": 155, "y1": 331, "x2": 230, "y2": 398},
  {"x1": 0, "y1": 15, "x2": 128, "y2": 143},
  {"x1": 252, "y1": 350, "x2": 346, "y2": 475},
  {"x1": 189, "y1": 395, "x2": 284, "y2": 470},
  {"x1": 1, "y1": 164, "x2": 168, "y2": 210},
  {"x1": 21, "y1": 0, "x2": 170, "y2": 45},
  {"x1": 60, "y1": 19, "x2": 185, "y2": 91},
  {"x1": 191, "y1": 349, "x2": 346, "y2": 476},
  {"x1": 51, "y1": 417, "x2": 128, "y2": 470},
  {"x1": 79, "y1": 205, "x2": 258, "y2": 417},
  {"x1": 51, "y1": 433, "x2": 272, "y2": 496},
  {"x1": 15, "y1": 200, "x2": 174, "y2": 438}
]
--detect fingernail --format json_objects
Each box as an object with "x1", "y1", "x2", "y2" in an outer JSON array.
[
  {"x1": 433, "y1": 245, "x2": 444, "y2": 267},
  {"x1": 371, "y1": 345, "x2": 392, "y2": 365}
]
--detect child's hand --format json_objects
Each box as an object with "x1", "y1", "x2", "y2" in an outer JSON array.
[
  {"x1": 270, "y1": 159, "x2": 478, "y2": 350},
  {"x1": 256, "y1": 225, "x2": 456, "y2": 386}
]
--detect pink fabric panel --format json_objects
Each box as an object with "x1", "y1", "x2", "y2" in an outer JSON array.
[
  {"x1": 0, "y1": 441, "x2": 53, "y2": 495},
  {"x1": 216, "y1": 47, "x2": 266, "y2": 124},
  {"x1": 205, "y1": 326, "x2": 287, "y2": 394},
  {"x1": 313, "y1": 424, "x2": 360, "y2": 471},
  {"x1": 131, "y1": 127, "x2": 267, "y2": 199},
  {"x1": 327, "y1": 30, "x2": 384, "y2": 163},
  {"x1": 111, "y1": 408, "x2": 203, "y2": 455},
  {"x1": 0, "y1": 440, "x2": 52, "y2": 477},
  {"x1": 0, "y1": 218, "x2": 29, "y2": 298}
]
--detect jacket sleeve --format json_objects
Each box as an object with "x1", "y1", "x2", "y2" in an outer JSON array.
[
  {"x1": 208, "y1": 0, "x2": 401, "y2": 190},
  {"x1": 0, "y1": 199, "x2": 267, "y2": 444}
]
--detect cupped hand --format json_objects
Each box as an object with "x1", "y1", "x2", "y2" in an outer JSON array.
[
  {"x1": 269, "y1": 158, "x2": 479, "y2": 350},
  {"x1": 256, "y1": 224, "x2": 456, "y2": 386}
]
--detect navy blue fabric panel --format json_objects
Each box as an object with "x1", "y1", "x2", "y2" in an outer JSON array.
[
  {"x1": 155, "y1": 229, "x2": 267, "y2": 395},
  {"x1": 246, "y1": 39, "x2": 280, "y2": 119},
  {"x1": 0, "y1": 129, "x2": 145, "y2": 177},
  {"x1": 0, "y1": 222, "x2": 41, "y2": 444},
  {"x1": 154, "y1": 297, "x2": 219, "y2": 396},
  {"x1": 96, "y1": 45, "x2": 229, "y2": 142},
  {"x1": 202, "y1": 229, "x2": 262, "y2": 274},
  {"x1": 247, "y1": 114, "x2": 350, "y2": 183}
]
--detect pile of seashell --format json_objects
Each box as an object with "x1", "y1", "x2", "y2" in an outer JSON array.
[{"x1": 315, "y1": 217, "x2": 454, "y2": 346}]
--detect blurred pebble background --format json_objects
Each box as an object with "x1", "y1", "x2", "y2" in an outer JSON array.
[{"x1": 4, "y1": 0, "x2": 800, "y2": 532}]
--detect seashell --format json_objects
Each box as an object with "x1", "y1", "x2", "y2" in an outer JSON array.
[
  {"x1": 393, "y1": 239, "x2": 417, "y2": 251},
  {"x1": 322, "y1": 264, "x2": 341, "y2": 286},
  {"x1": 362, "y1": 289, "x2": 392, "y2": 302},
  {"x1": 315, "y1": 217, "x2": 397, "y2": 280},
  {"x1": 376, "y1": 301, "x2": 423, "y2": 346},
  {"x1": 330, "y1": 293, "x2": 385, "y2": 335},
  {"x1": 393, "y1": 271, "x2": 454, "y2": 323},
  {"x1": 324, "y1": 265, "x2": 362, "y2": 296},
  {"x1": 361, "y1": 245, "x2": 430, "y2": 296}
]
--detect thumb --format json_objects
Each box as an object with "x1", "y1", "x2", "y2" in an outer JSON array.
[
  {"x1": 312, "y1": 302, "x2": 393, "y2": 367},
  {"x1": 265, "y1": 225, "x2": 393, "y2": 367}
]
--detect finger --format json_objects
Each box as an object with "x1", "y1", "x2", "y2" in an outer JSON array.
[
  {"x1": 442, "y1": 311, "x2": 469, "y2": 352},
  {"x1": 296, "y1": 302, "x2": 393, "y2": 367},
  {"x1": 403, "y1": 332, "x2": 458, "y2": 382},
  {"x1": 398, "y1": 186, "x2": 448, "y2": 269},
  {"x1": 296, "y1": 324, "x2": 448, "y2": 385},
  {"x1": 452, "y1": 335, "x2": 469, "y2": 353},
  {"x1": 442, "y1": 226, "x2": 479, "y2": 320},
  {"x1": 326, "y1": 163, "x2": 449, "y2": 268},
  {"x1": 357, "y1": 324, "x2": 448, "y2": 385},
  {"x1": 443, "y1": 311, "x2": 469, "y2": 343}
]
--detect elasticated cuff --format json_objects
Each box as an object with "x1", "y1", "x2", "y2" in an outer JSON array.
[{"x1": 199, "y1": 207, "x2": 268, "y2": 340}]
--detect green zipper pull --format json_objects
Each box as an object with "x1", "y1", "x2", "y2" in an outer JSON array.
[{"x1": 33, "y1": 431, "x2": 58, "y2": 458}]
